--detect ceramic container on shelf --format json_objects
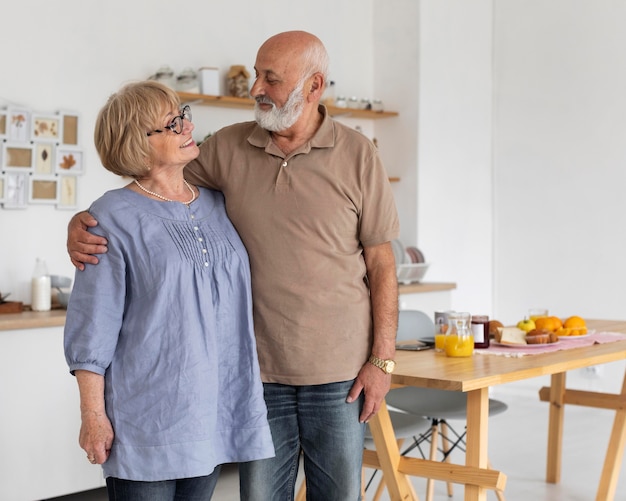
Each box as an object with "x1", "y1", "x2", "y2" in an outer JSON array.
[{"x1": 31, "y1": 258, "x2": 51, "y2": 312}]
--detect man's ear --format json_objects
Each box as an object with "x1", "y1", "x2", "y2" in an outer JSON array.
[{"x1": 308, "y1": 73, "x2": 325, "y2": 101}]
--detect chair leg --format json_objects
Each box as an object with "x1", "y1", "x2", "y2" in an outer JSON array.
[
  {"x1": 439, "y1": 420, "x2": 454, "y2": 497},
  {"x1": 361, "y1": 467, "x2": 366, "y2": 500},
  {"x1": 295, "y1": 480, "x2": 306, "y2": 501},
  {"x1": 371, "y1": 471, "x2": 388, "y2": 501},
  {"x1": 425, "y1": 420, "x2": 439, "y2": 501}
]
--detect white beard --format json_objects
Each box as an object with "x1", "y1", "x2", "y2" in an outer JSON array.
[{"x1": 254, "y1": 81, "x2": 306, "y2": 132}]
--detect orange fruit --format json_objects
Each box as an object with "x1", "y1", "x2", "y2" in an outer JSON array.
[
  {"x1": 564, "y1": 316, "x2": 587, "y2": 335},
  {"x1": 554, "y1": 316, "x2": 588, "y2": 336},
  {"x1": 534, "y1": 316, "x2": 562, "y2": 333},
  {"x1": 564, "y1": 315, "x2": 585, "y2": 328}
]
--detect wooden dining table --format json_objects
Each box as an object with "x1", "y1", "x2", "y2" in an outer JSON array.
[{"x1": 365, "y1": 319, "x2": 626, "y2": 501}]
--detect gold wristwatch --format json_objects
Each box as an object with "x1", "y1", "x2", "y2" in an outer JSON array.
[{"x1": 368, "y1": 354, "x2": 396, "y2": 374}]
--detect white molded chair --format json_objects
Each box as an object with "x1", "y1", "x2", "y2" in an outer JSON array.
[{"x1": 388, "y1": 309, "x2": 507, "y2": 501}]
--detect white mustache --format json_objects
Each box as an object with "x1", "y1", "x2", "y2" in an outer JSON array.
[{"x1": 255, "y1": 96, "x2": 275, "y2": 107}]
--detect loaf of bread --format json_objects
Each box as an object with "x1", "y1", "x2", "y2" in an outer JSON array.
[{"x1": 495, "y1": 327, "x2": 527, "y2": 345}]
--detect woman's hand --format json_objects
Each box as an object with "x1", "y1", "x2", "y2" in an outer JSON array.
[
  {"x1": 80, "y1": 410, "x2": 114, "y2": 464},
  {"x1": 75, "y1": 370, "x2": 113, "y2": 464}
]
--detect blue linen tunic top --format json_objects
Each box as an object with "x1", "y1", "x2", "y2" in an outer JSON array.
[{"x1": 64, "y1": 187, "x2": 274, "y2": 481}]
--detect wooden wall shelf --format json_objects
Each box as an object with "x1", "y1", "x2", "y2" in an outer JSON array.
[
  {"x1": 177, "y1": 92, "x2": 399, "y2": 119},
  {"x1": 178, "y1": 91, "x2": 401, "y2": 183}
]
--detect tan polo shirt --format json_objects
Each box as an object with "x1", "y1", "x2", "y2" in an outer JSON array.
[{"x1": 185, "y1": 106, "x2": 399, "y2": 385}]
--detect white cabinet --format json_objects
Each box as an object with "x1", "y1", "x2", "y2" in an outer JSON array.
[{"x1": 0, "y1": 326, "x2": 105, "y2": 501}]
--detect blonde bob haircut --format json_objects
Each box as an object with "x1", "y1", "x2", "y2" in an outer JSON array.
[{"x1": 94, "y1": 80, "x2": 181, "y2": 178}]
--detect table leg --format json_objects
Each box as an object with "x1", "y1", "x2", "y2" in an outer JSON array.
[
  {"x1": 368, "y1": 400, "x2": 417, "y2": 500},
  {"x1": 546, "y1": 372, "x2": 566, "y2": 483},
  {"x1": 595, "y1": 371, "x2": 626, "y2": 501},
  {"x1": 464, "y1": 387, "x2": 489, "y2": 501}
]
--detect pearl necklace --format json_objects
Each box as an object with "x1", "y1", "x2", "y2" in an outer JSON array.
[{"x1": 134, "y1": 179, "x2": 196, "y2": 205}]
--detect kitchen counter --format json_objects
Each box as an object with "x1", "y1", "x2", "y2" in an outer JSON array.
[
  {"x1": 0, "y1": 308, "x2": 66, "y2": 331},
  {"x1": 398, "y1": 281, "x2": 456, "y2": 294},
  {"x1": 0, "y1": 282, "x2": 456, "y2": 332},
  {"x1": 0, "y1": 310, "x2": 105, "y2": 500}
]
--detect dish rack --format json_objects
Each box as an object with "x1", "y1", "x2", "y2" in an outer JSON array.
[{"x1": 396, "y1": 263, "x2": 429, "y2": 284}]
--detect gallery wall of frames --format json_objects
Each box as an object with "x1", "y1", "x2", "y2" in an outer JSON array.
[{"x1": 0, "y1": 107, "x2": 82, "y2": 210}]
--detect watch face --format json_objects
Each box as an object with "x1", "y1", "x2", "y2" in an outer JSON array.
[{"x1": 386, "y1": 360, "x2": 396, "y2": 373}]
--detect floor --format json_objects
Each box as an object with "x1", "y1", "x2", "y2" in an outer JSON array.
[{"x1": 45, "y1": 388, "x2": 626, "y2": 501}]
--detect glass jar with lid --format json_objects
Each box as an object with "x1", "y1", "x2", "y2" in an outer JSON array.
[
  {"x1": 176, "y1": 68, "x2": 200, "y2": 94},
  {"x1": 149, "y1": 65, "x2": 176, "y2": 89},
  {"x1": 444, "y1": 312, "x2": 474, "y2": 357},
  {"x1": 471, "y1": 314, "x2": 490, "y2": 349}
]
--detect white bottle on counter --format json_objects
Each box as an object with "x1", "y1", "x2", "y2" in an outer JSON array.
[{"x1": 31, "y1": 258, "x2": 51, "y2": 312}]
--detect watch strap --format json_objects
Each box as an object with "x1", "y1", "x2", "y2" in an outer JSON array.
[{"x1": 368, "y1": 354, "x2": 395, "y2": 373}]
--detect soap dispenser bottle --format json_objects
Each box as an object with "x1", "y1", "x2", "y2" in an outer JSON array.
[{"x1": 31, "y1": 258, "x2": 51, "y2": 311}]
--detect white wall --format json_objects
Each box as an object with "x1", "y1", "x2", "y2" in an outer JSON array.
[
  {"x1": 0, "y1": 0, "x2": 384, "y2": 302},
  {"x1": 380, "y1": 0, "x2": 626, "y2": 329},
  {"x1": 3, "y1": 0, "x2": 626, "y2": 331},
  {"x1": 413, "y1": 0, "x2": 495, "y2": 316},
  {"x1": 493, "y1": 0, "x2": 626, "y2": 324},
  {"x1": 373, "y1": 0, "x2": 420, "y2": 248}
]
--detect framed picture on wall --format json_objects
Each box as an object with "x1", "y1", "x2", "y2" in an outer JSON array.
[
  {"x1": 34, "y1": 143, "x2": 55, "y2": 174},
  {"x1": 28, "y1": 177, "x2": 59, "y2": 204},
  {"x1": 55, "y1": 147, "x2": 83, "y2": 174},
  {"x1": 57, "y1": 175, "x2": 78, "y2": 209},
  {"x1": 2, "y1": 143, "x2": 34, "y2": 171},
  {"x1": 3, "y1": 172, "x2": 28, "y2": 209},
  {"x1": 31, "y1": 113, "x2": 62, "y2": 142},
  {"x1": 0, "y1": 110, "x2": 7, "y2": 139},
  {"x1": 7, "y1": 108, "x2": 30, "y2": 142},
  {"x1": 61, "y1": 112, "x2": 79, "y2": 145}
]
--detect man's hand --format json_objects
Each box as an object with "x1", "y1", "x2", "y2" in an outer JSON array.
[
  {"x1": 67, "y1": 211, "x2": 108, "y2": 270},
  {"x1": 346, "y1": 362, "x2": 392, "y2": 423}
]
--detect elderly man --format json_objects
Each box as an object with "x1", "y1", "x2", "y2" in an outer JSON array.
[{"x1": 68, "y1": 31, "x2": 399, "y2": 500}]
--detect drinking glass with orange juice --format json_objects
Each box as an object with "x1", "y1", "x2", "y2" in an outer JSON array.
[
  {"x1": 434, "y1": 311, "x2": 452, "y2": 352},
  {"x1": 435, "y1": 332, "x2": 447, "y2": 352},
  {"x1": 529, "y1": 308, "x2": 548, "y2": 322},
  {"x1": 444, "y1": 312, "x2": 474, "y2": 357}
]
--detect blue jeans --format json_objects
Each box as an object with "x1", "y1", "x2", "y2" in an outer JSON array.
[
  {"x1": 105, "y1": 466, "x2": 221, "y2": 501},
  {"x1": 240, "y1": 380, "x2": 365, "y2": 501}
]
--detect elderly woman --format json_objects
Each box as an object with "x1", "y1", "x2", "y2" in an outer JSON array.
[{"x1": 64, "y1": 81, "x2": 273, "y2": 500}]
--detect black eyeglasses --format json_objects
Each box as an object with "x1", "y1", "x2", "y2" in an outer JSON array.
[{"x1": 146, "y1": 105, "x2": 192, "y2": 136}]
